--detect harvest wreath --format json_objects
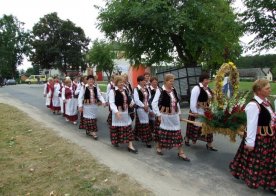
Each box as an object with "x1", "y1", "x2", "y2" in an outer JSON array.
[{"x1": 181, "y1": 62, "x2": 248, "y2": 142}]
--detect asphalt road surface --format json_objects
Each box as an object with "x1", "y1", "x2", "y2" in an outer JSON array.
[{"x1": 0, "y1": 84, "x2": 273, "y2": 196}]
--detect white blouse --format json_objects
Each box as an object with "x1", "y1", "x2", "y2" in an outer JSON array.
[{"x1": 245, "y1": 95, "x2": 274, "y2": 147}]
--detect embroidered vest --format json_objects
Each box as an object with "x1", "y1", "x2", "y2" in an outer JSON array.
[
  {"x1": 158, "y1": 88, "x2": 179, "y2": 114},
  {"x1": 114, "y1": 89, "x2": 131, "y2": 111},
  {"x1": 83, "y1": 86, "x2": 98, "y2": 104}
]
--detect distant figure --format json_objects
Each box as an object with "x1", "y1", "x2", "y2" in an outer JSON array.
[{"x1": 222, "y1": 74, "x2": 233, "y2": 97}]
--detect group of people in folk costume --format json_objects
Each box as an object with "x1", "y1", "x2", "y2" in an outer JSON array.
[{"x1": 44, "y1": 72, "x2": 275, "y2": 194}]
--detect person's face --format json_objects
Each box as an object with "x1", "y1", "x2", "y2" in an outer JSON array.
[
  {"x1": 257, "y1": 83, "x2": 271, "y2": 98},
  {"x1": 87, "y1": 78, "x2": 94, "y2": 86},
  {"x1": 139, "y1": 79, "x2": 146, "y2": 87},
  {"x1": 202, "y1": 78, "x2": 210, "y2": 87},
  {"x1": 165, "y1": 79, "x2": 174, "y2": 89},
  {"x1": 144, "y1": 74, "x2": 150, "y2": 82},
  {"x1": 117, "y1": 80, "x2": 124, "y2": 89},
  {"x1": 151, "y1": 80, "x2": 158, "y2": 88}
]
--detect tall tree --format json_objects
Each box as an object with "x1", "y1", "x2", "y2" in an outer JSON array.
[
  {"x1": 240, "y1": 0, "x2": 276, "y2": 51},
  {"x1": 30, "y1": 12, "x2": 90, "y2": 74},
  {"x1": 0, "y1": 15, "x2": 30, "y2": 78},
  {"x1": 87, "y1": 39, "x2": 116, "y2": 80},
  {"x1": 97, "y1": 0, "x2": 242, "y2": 67}
]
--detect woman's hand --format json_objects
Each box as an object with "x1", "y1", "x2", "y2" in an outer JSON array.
[
  {"x1": 78, "y1": 107, "x2": 83, "y2": 113},
  {"x1": 244, "y1": 145, "x2": 254, "y2": 152},
  {"x1": 144, "y1": 105, "x2": 149, "y2": 112},
  {"x1": 116, "y1": 112, "x2": 122, "y2": 120},
  {"x1": 157, "y1": 116, "x2": 161, "y2": 122}
]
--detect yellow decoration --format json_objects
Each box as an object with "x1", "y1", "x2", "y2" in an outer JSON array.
[{"x1": 214, "y1": 62, "x2": 239, "y2": 109}]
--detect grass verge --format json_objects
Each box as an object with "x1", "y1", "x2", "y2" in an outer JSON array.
[{"x1": 0, "y1": 103, "x2": 152, "y2": 196}]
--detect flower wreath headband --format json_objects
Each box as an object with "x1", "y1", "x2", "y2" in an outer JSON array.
[{"x1": 214, "y1": 62, "x2": 239, "y2": 109}]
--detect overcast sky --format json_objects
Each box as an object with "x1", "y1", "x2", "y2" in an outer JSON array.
[{"x1": 0, "y1": 0, "x2": 275, "y2": 70}]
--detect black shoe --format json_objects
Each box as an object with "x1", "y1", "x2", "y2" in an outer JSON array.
[
  {"x1": 134, "y1": 137, "x2": 139, "y2": 141},
  {"x1": 146, "y1": 144, "x2": 152, "y2": 148},
  {"x1": 270, "y1": 189, "x2": 276, "y2": 194},
  {"x1": 128, "y1": 147, "x2": 138, "y2": 154},
  {"x1": 156, "y1": 151, "x2": 163, "y2": 156},
  {"x1": 177, "y1": 153, "x2": 190, "y2": 162},
  {"x1": 206, "y1": 144, "x2": 218, "y2": 151},
  {"x1": 184, "y1": 137, "x2": 190, "y2": 147}
]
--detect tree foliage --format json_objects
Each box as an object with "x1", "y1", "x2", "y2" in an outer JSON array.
[
  {"x1": 30, "y1": 12, "x2": 90, "y2": 74},
  {"x1": 87, "y1": 39, "x2": 116, "y2": 80},
  {"x1": 97, "y1": 0, "x2": 242, "y2": 67},
  {"x1": 240, "y1": 0, "x2": 276, "y2": 51},
  {"x1": 0, "y1": 15, "x2": 30, "y2": 78}
]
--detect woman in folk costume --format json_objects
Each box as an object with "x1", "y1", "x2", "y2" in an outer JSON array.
[
  {"x1": 106, "y1": 75, "x2": 116, "y2": 127},
  {"x1": 122, "y1": 73, "x2": 135, "y2": 121},
  {"x1": 108, "y1": 75, "x2": 137, "y2": 153},
  {"x1": 78, "y1": 75, "x2": 106, "y2": 140},
  {"x1": 75, "y1": 76, "x2": 87, "y2": 129},
  {"x1": 229, "y1": 79, "x2": 275, "y2": 193},
  {"x1": 152, "y1": 74, "x2": 190, "y2": 161},
  {"x1": 59, "y1": 78, "x2": 65, "y2": 115},
  {"x1": 62, "y1": 78, "x2": 78, "y2": 124},
  {"x1": 184, "y1": 73, "x2": 218, "y2": 151},
  {"x1": 133, "y1": 75, "x2": 153, "y2": 148},
  {"x1": 52, "y1": 76, "x2": 61, "y2": 114},
  {"x1": 147, "y1": 76, "x2": 160, "y2": 141},
  {"x1": 43, "y1": 77, "x2": 54, "y2": 110}
]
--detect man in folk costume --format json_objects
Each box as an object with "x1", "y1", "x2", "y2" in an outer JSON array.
[
  {"x1": 133, "y1": 75, "x2": 153, "y2": 148},
  {"x1": 106, "y1": 75, "x2": 116, "y2": 127},
  {"x1": 62, "y1": 78, "x2": 78, "y2": 124},
  {"x1": 78, "y1": 75, "x2": 106, "y2": 140},
  {"x1": 52, "y1": 76, "x2": 61, "y2": 114},
  {"x1": 185, "y1": 73, "x2": 218, "y2": 151},
  {"x1": 43, "y1": 77, "x2": 54, "y2": 110},
  {"x1": 230, "y1": 79, "x2": 275, "y2": 193}
]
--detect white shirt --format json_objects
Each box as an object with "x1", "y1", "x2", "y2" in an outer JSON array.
[
  {"x1": 190, "y1": 83, "x2": 212, "y2": 115},
  {"x1": 78, "y1": 85, "x2": 106, "y2": 108},
  {"x1": 245, "y1": 95, "x2": 273, "y2": 147}
]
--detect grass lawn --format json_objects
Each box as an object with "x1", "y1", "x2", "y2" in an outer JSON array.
[
  {"x1": 209, "y1": 81, "x2": 276, "y2": 95},
  {"x1": 0, "y1": 103, "x2": 151, "y2": 195}
]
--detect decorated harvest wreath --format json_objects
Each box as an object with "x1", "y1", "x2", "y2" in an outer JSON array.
[{"x1": 201, "y1": 62, "x2": 247, "y2": 142}]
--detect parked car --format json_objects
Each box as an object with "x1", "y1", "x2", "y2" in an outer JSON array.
[{"x1": 6, "y1": 79, "x2": 17, "y2": 85}]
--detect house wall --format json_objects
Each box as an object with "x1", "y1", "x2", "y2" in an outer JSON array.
[{"x1": 266, "y1": 72, "x2": 273, "y2": 81}]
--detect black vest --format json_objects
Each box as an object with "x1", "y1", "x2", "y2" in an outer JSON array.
[
  {"x1": 136, "y1": 87, "x2": 149, "y2": 103},
  {"x1": 83, "y1": 86, "x2": 98, "y2": 104},
  {"x1": 252, "y1": 99, "x2": 271, "y2": 126},
  {"x1": 197, "y1": 84, "x2": 212, "y2": 102},
  {"x1": 158, "y1": 88, "x2": 179, "y2": 113},
  {"x1": 114, "y1": 89, "x2": 131, "y2": 111}
]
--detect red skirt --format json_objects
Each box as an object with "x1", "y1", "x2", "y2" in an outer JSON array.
[
  {"x1": 185, "y1": 112, "x2": 213, "y2": 143},
  {"x1": 79, "y1": 113, "x2": 85, "y2": 129},
  {"x1": 84, "y1": 118, "x2": 97, "y2": 136},
  {"x1": 110, "y1": 125, "x2": 134, "y2": 145},
  {"x1": 134, "y1": 116, "x2": 152, "y2": 143},
  {"x1": 157, "y1": 128, "x2": 183, "y2": 149},
  {"x1": 229, "y1": 134, "x2": 276, "y2": 189}
]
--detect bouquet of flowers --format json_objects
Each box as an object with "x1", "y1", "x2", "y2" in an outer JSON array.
[{"x1": 200, "y1": 62, "x2": 248, "y2": 142}]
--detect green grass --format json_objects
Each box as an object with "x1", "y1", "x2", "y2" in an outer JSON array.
[
  {"x1": 209, "y1": 81, "x2": 276, "y2": 95},
  {"x1": 0, "y1": 103, "x2": 152, "y2": 195}
]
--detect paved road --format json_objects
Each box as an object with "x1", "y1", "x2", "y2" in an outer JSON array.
[{"x1": 0, "y1": 84, "x2": 272, "y2": 196}]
